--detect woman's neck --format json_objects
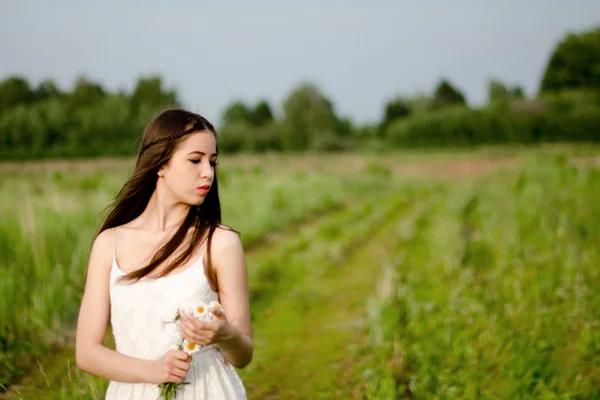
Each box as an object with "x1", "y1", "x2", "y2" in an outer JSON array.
[{"x1": 137, "y1": 186, "x2": 190, "y2": 232}]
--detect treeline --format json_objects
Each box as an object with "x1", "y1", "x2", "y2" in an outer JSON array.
[
  {"x1": 384, "y1": 25, "x2": 600, "y2": 148},
  {"x1": 0, "y1": 26, "x2": 599, "y2": 160},
  {"x1": 0, "y1": 76, "x2": 178, "y2": 159},
  {"x1": 386, "y1": 90, "x2": 600, "y2": 147}
]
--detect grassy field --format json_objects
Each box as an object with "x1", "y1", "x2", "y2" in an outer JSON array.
[
  {"x1": 362, "y1": 155, "x2": 600, "y2": 399},
  {"x1": 1, "y1": 147, "x2": 599, "y2": 399}
]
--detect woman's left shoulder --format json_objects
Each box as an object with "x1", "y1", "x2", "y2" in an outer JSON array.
[
  {"x1": 209, "y1": 226, "x2": 245, "y2": 275},
  {"x1": 211, "y1": 224, "x2": 243, "y2": 251}
]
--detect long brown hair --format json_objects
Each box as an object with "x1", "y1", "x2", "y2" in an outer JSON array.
[{"x1": 95, "y1": 107, "x2": 225, "y2": 292}]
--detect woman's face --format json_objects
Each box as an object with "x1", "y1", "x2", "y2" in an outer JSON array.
[{"x1": 159, "y1": 130, "x2": 218, "y2": 206}]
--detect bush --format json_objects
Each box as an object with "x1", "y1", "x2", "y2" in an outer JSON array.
[
  {"x1": 218, "y1": 121, "x2": 282, "y2": 153},
  {"x1": 385, "y1": 89, "x2": 600, "y2": 147},
  {"x1": 536, "y1": 90, "x2": 600, "y2": 142}
]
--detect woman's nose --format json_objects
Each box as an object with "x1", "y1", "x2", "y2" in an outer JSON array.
[{"x1": 201, "y1": 162, "x2": 214, "y2": 178}]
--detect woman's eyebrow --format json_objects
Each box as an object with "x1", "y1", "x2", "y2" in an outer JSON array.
[{"x1": 188, "y1": 151, "x2": 218, "y2": 157}]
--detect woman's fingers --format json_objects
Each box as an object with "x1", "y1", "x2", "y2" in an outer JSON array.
[
  {"x1": 162, "y1": 351, "x2": 192, "y2": 382},
  {"x1": 172, "y1": 358, "x2": 190, "y2": 372},
  {"x1": 170, "y1": 365, "x2": 189, "y2": 379},
  {"x1": 176, "y1": 311, "x2": 221, "y2": 345},
  {"x1": 179, "y1": 312, "x2": 204, "y2": 330},
  {"x1": 170, "y1": 367, "x2": 187, "y2": 380},
  {"x1": 179, "y1": 313, "x2": 210, "y2": 336},
  {"x1": 212, "y1": 306, "x2": 225, "y2": 319},
  {"x1": 173, "y1": 350, "x2": 192, "y2": 362},
  {"x1": 179, "y1": 323, "x2": 198, "y2": 342}
]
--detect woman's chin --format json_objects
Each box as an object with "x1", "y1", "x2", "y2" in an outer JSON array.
[{"x1": 193, "y1": 196, "x2": 206, "y2": 207}]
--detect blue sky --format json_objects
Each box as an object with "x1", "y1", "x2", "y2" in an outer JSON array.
[{"x1": 1, "y1": 0, "x2": 599, "y2": 125}]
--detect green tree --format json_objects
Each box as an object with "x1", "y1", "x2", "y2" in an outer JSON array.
[
  {"x1": 510, "y1": 86, "x2": 525, "y2": 99},
  {"x1": 222, "y1": 101, "x2": 252, "y2": 126},
  {"x1": 0, "y1": 76, "x2": 33, "y2": 112},
  {"x1": 488, "y1": 79, "x2": 509, "y2": 104},
  {"x1": 250, "y1": 99, "x2": 274, "y2": 127},
  {"x1": 130, "y1": 75, "x2": 178, "y2": 112},
  {"x1": 488, "y1": 79, "x2": 526, "y2": 105},
  {"x1": 75, "y1": 94, "x2": 133, "y2": 153},
  {"x1": 408, "y1": 92, "x2": 433, "y2": 115},
  {"x1": 280, "y1": 82, "x2": 338, "y2": 151},
  {"x1": 432, "y1": 79, "x2": 467, "y2": 109},
  {"x1": 540, "y1": 26, "x2": 600, "y2": 93},
  {"x1": 335, "y1": 116, "x2": 353, "y2": 138},
  {"x1": 70, "y1": 75, "x2": 105, "y2": 108},
  {"x1": 33, "y1": 79, "x2": 61, "y2": 102},
  {"x1": 380, "y1": 96, "x2": 411, "y2": 133}
]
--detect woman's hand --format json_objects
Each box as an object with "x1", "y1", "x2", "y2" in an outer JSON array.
[
  {"x1": 147, "y1": 349, "x2": 191, "y2": 384},
  {"x1": 177, "y1": 307, "x2": 234, "y2": 346}
]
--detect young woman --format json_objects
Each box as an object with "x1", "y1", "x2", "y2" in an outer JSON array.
[{"x1": 75, "y1": 108, "x2": 252, "y2": 399}]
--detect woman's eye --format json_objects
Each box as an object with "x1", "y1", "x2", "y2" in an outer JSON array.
[{"x1": 189, "y1": 158, "x2": 217, "y2": 166}]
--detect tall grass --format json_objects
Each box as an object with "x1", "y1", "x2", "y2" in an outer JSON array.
[
  {"x1": 3, "y1": 150, "x2": 599, "y2": 399},
  {"x1": 0, "y1": 157, "x2": 394, "y2": 388},
  {"x1": 365, "y1": 154, "x2": 600, "y2": 398}
]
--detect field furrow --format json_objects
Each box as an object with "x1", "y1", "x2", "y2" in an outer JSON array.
[{"x1": 239, "y1": 188, "x2": 436, "y2": 399}]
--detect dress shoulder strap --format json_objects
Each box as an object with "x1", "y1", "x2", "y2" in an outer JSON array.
[{"x1": 112, "y1": 228, "x2": 117, "y2": 265}]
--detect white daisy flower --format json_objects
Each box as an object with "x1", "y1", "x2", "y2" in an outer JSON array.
[
  {"x1": 182, "y1": 339, "x2": 201, "y2": 355},
  {"x1": 192, "y1": 301, "x2": 209, "y2": 320}
]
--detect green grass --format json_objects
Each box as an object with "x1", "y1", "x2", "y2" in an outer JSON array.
[
  {"x1": 363, "y1": 154, "x2": 600, "y2": 399},
  {"x1": 1, "y1": 149, "x2": 599, "y2": 399},
  {"x1": 6, "y1": 181, "x2": 421, "y2": 399},
  {"x1": 238, "y1": 184, "x2": 444, "y2": 399},
  {"x1": 0, "y1": 154, "x2": 395, "y2": 390}
]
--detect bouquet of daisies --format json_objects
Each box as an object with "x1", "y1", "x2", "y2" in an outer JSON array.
[{"x1": 158, "y1": 300, "x2": 222, "y2": 399}]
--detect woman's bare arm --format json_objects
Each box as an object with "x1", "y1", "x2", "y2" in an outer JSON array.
[
  {"x1": 211, "y1": 227, "x2": 254, "y2": 368},
  {"x1": 75, "y1": 229, "x2": 190, "y2": 384}
]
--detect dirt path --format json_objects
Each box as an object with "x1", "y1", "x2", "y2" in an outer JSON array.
[{"x1": 238, "y1": 195, "x2": 427, "y2": 399}]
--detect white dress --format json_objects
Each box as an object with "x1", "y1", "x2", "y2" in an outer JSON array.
[{"x1": 105, "y1": 229, "x2": 247, "y2": 399}]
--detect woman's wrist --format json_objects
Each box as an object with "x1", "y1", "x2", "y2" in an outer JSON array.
[
  {"x1": 219, "y1": 320, "x2": 239, "y2": 342},
  {"x1": 216, "y1": 320, "x2": 253, "y2": 368},
  {"x1": 140, "y1": 358, "x2": 156, "y2": 383}
]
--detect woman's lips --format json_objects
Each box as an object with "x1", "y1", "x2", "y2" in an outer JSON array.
[{"x1": 197, "y1": 185, "x2": 210, "y2": 194}]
